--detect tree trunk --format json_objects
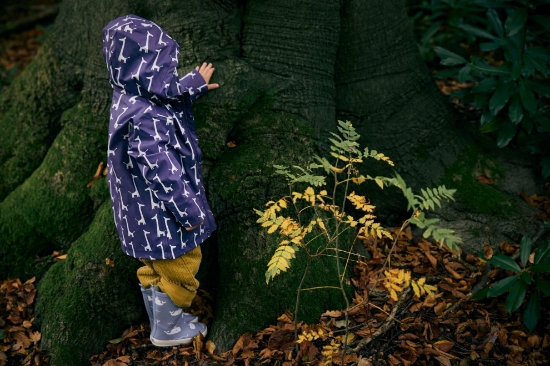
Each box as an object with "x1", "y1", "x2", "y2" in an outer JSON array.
[{"x1": 0, "y1": 0, "x2": 542, "y2": 364}]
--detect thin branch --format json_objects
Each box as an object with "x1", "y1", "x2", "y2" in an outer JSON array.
[{"x1": 351, "y1": 288, "x2": 410, "y2": 353}]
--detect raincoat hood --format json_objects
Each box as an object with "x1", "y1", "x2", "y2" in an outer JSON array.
[{"x1": 102, "y1": 14, "x2": 186, "y2": 99}]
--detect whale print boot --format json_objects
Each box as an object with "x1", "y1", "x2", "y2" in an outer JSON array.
[
  {"x1": 140, "y1": 284, "x2": 198, "y2": 334},
  {"x1": 150, "y1": 286, "x2": 207, "y2": 347}
]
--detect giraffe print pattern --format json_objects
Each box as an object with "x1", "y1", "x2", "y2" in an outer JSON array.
[{"x1": 102, "y1": 14, "x2": 216, "y2": 260}]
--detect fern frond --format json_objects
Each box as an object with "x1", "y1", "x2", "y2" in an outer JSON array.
[{"x1": 266, "y1": 245, "x2": 298, "y2": 284}]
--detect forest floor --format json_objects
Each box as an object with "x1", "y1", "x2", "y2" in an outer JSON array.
[
  {"x1": 2, "y1": 187, "x2": 550, "y2": 366},
  {"x1": 2, "y1": 5, "x2": 550, "y2": 366}
]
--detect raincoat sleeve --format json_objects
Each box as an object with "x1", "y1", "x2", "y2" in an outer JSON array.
[
  {"x1": 102, "y1": 15, "x2": 209, "y2": 101},
  {"x1": 127, "y1": 119, "x2": 206, "y2": 228}
]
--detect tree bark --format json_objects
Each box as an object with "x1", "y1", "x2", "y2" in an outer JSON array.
[{"x1": 0, "y1": 0, "x2": 542, "y2": 364}]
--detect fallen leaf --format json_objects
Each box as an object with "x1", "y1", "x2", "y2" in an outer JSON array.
[
  {"x1": 422, "y1": 296, "x2": 437, "y2": 308},
  {"x1": 267, "y1": 329, "x2": 294, "y2": 351},
  {"x1": 193, "y1": 332, "x2": 204, "y2": 360},
  {"x1": 388, "y1": 354, "x2": 401, "y2": 366},
  {"x1": 322, "y1": 310, "x2": 342, "y2": 317},
  {"x1": 29, "y1": 331, "x2": 41, "y2": 343},
  {"x1": 435, "y1": 340, "x2": 454, "y2": 353},
  {"x1": 87, "y1": 162, "x2": 105, "y2": 188},
  {"x1": 476, "y1": 175, "x2": 494, "y2": 185},
  {"x1": 483, "y1": 245, "x2": 493, "y2": 260},
  {"x1": 105, "y1": 258, "x2": 115, "y2": 267},
  {"x1": 435, "y1": 355, "x2": 451, "y2": 366},
  {"x1": 206, "y1": 340, "x2": 216, "y2": 354},
  {"x1": 277, "y1": 311, "x2": 294, "y2": 324},
  {"x1": 434, "y1": 301, "x2": 446, "y2": 315}
]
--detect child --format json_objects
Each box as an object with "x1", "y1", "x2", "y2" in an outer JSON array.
[{"x1": 101, "y1": 14, "x2": 218, "y2": 347}]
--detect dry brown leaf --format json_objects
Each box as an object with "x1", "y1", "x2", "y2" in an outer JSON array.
[
  {"x1": 87, "y1": 162, "x2": 105, "y2": 187},
  {"x1": 435, "y1": 355, "x2": 451, "y2": 366},
  {"x1": 388, "y1": 354, "x2": 401, "y2": 366},
  {"x1": 205, "y1": 340, "x2": 216, "y2": 354},
  {"x1": 277, "y1": 311, "x2": 294, "y2": 324},
  {"x1": 241, "y1": 349, "x2": 254, "y2": 359},
  {"x1": 267, "y1": 329, "x2": 294, "y2": 351},
  {"x1": 357, "y1": 356, "x2": 372, "y2": 366},
  {"x1": 105, "y1": 258, "x2": 115, "y2": 267},
  {"x1": 434, "y1": 301, "x2": 446, "y2": 316},
  {"x1": 322, "y1": 310, "x2": 342, "y2": 317},
  {"x1": 116, "y1": 356, "x2": 131, "y2": 363},
  {"x1": 444, "y1": 263, "x2": 465, "y2": 279},
  {"x1": 28, "y1": 331, "x2": 41, "y2": 343},
  {"x1": 193, "y1": 332, "x2": 205, "y2": 359},
  {"x1": 483, "y1": 245, "x2": 493, "y2": 260},
  {"x1": 476, "y1": 175, "x2": 494, "y2": 185},
  {"x1": 435, "y1": 340, "x2": 454, "y2": 353},
  {"x1": 422, "y1": 296, "x2": 437, "y2": 308},
  {"x1": 232, "y1": 332, "x2": 251, "y2": 355}
]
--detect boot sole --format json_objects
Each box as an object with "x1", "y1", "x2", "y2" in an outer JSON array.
[{"x1": 150, "y1": 329, "x2": 208, "y2": 347}]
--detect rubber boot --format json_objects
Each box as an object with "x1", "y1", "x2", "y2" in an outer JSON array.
[
  {"x1": 140, "y1": 284, "x2": 198, "y2": 335},
  {"x1": 150, "y1": 286, "x2": 207, "y2": 347}
]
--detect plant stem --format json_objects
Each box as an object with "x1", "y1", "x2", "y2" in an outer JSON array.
[
  {"x1": 294, "y1": 255, "x2": 310, "y2": 352},
  {"x1": 300, "y1": 285, "x2": 341, "y2": 291},
  {"x1": 337, "y1": 156, "x2": 353, "y2": 363},
  {"x1": 370, "y1": 215, "x2": 412, "y2": 295}
]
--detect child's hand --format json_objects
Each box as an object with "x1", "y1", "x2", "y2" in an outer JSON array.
[{"x1": 195, "y1": 63, "x2": 219, "y2": 90}]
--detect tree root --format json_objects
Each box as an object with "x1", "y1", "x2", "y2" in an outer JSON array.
[{"x1": 351, "y1": 288, "x2": 410, "y2": 353}]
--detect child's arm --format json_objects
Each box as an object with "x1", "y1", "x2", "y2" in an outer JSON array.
[{"x1": 178, "y1": 62, "x2": 219, "y2": 101}]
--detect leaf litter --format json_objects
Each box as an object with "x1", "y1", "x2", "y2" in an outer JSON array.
[{"x1": 2, "y1": 223, "x2": 550, "y2": 365}]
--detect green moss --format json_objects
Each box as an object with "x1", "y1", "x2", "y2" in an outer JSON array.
[
  {"x1": 441, "y1": 148, "x2": 515, "y2": 216},
  {"x1": 468, "y1": 227, "x2": 482, "y2": 238},
  {"x1": 35, "y1": 201, "x2": 142, "y2": 366},
  {"x1": 0, "y1": 103, "x2": 108, "y2": 279},
  {"x1": 411, "y1": 144, "x2": 430, "y2": 160},
  {"x1": 0, "y1": 43, "x2": 80, "y2": 200}
]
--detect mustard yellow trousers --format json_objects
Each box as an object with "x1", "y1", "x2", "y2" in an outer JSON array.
[{"x1": 137, "y1": 246, "x2": 201, "y2": 307}]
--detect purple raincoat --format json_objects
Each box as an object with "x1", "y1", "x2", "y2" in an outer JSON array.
[{"x1": 102, "y1": 14, "x2": 216, "y2": 260}]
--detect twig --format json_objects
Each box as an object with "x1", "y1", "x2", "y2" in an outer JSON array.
[{"x1": 351, "y1": 288, "x2": 410, "y2": 353}]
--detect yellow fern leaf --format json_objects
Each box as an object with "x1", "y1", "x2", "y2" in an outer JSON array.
[
  {"x1": 411, "y1": 281, "x2": 420, "y2": 298},
  {"x1": 390, "y1": 289, "x2": 399, "y2": 301},
  {"x1": 330, "y1": 165, "x2": 346, "y2": 173},
  {"x1": 352, "y1": 176, "x2": 366, "y2": 185},
  {"x1": 317, "y1": 218, "x2": 326, "y2": 230},
  {"x1": 390, "y1": 283, "x2": 403, "y2": 292}
]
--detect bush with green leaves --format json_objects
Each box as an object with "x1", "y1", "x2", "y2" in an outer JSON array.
[
  {"x1": 472, "y1": 234, "x2": 550, "y2": 332},
  {"x1": 406, "y1": 0, "x2": 487, "y2": 62},
  {"x1": 408, "y1": 0, "x2": 550, "y2": 176}
]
